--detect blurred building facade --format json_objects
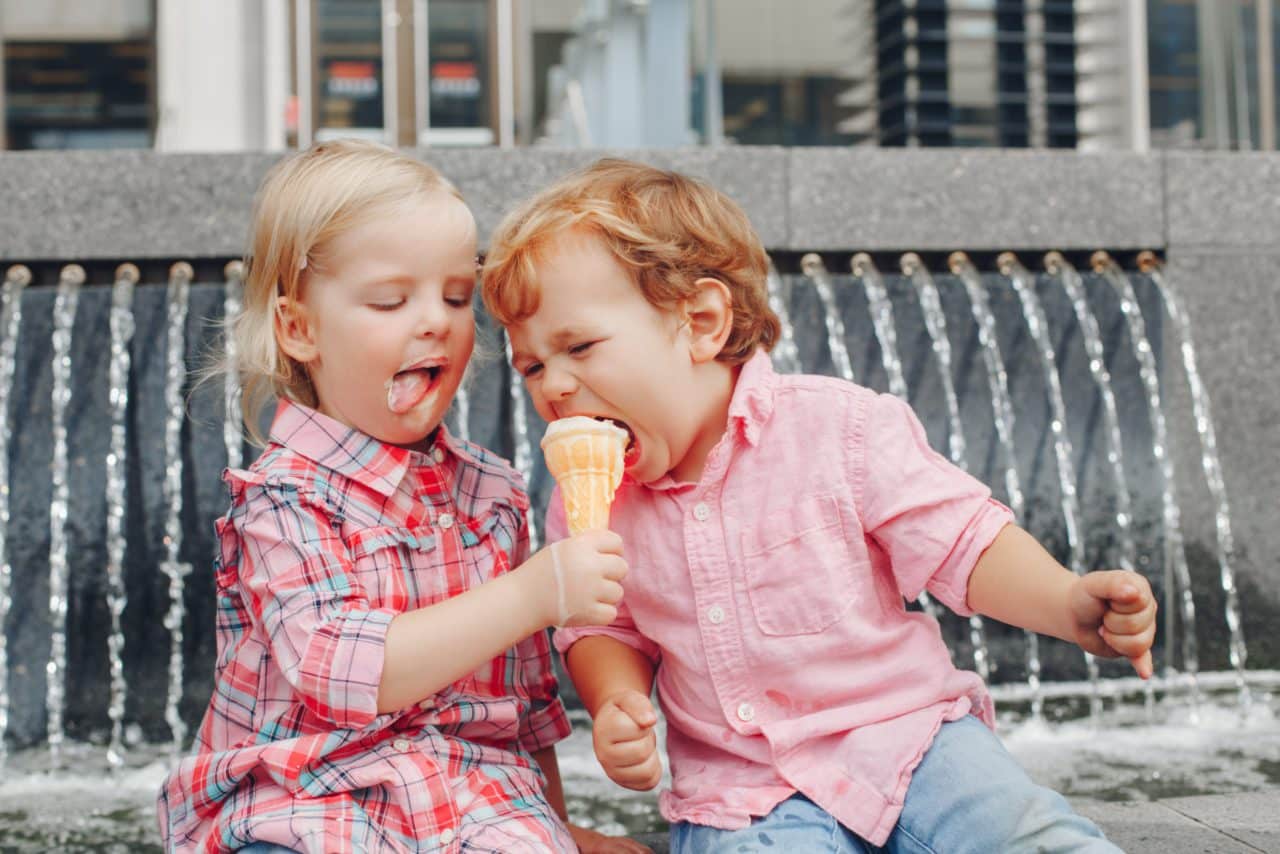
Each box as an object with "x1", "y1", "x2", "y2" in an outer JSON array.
[{"x1": 0, "y1": 0, "x2": 1275, "y2": 152}]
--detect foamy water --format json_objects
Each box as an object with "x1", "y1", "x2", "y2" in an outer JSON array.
[{"x1": 2, "y1": 692, "x2": 1276, "y2": 851}]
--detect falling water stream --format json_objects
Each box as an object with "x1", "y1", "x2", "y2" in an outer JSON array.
[
  {"x1": 504, "y1": 332, "x2": 539, "y2": 549},
  {"x1": 160, "y1": 263, "x2": 193, "y2": 754},
  {"x1": 1000, "y1": 253, "x2": 1103, "y2": 719},
  {"x1": 766, "y1": 260, "x2": 802, "y2": 374},
  {"x1": 1093, "y1": 255, "x2": 1202, "y2": 706},
  {"x1": 1134, "y1": 252, "x2": 1249, "y2": 709},
  {"x1": 0, "y1": 258, "x2": 1271, "y2": 848},
  {"x1": 105, "y1": 264, "x2": 138, "y2": 767},
  {"x1": 899, "y1": 253, "x2": 991, "y2": 679},
  {"x1": 948, "y1": 253, "x2": 1044, "y2": 717},
  {"x1": 801, "y1": 253, "x2": 856, "y2": 384},
  {"x1": 45, "y1": 264, "x2": 82, "y2": 764},
  {"x1": 0, "y1": 265, "x2": 28, "y2": 763},
  {"x1": 1044, "y1": 252, "x2": 1154, "y2": 716},
  {"x1": 221, "y1": 262, "x2": 244, "y2": 472}
]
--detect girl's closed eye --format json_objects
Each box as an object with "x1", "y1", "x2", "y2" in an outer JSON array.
[
  {"x1": 568, "y1": 341, "x2": 598, "y2": 357},
  {"x1": 369, "y1": 298, "x2": 405, "y2": 311}
]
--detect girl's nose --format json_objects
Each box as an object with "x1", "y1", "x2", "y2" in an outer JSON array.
[{"x1": 415, "y1": 298, "x2": 449, "y2": 337}]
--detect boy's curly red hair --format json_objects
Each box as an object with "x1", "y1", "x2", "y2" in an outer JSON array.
[{"x1": 482, "y1": 158, "x2": 780, "y2": 364}]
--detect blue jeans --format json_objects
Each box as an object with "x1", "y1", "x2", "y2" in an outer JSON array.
[{"x1": 670, "y1": 715, "x2": 1121, "y2": 853}]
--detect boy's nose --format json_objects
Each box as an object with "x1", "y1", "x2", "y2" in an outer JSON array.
[{"x1": 541, "y1": 362, "x2": 579, "y2": 400}]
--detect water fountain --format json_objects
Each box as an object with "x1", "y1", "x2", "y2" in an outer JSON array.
[{"x1": 0, "y1": 147, "x2": 1277, "y2": 849}]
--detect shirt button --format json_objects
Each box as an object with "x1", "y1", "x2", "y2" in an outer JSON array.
[
  {"x1": 736, "y1": 702, "x2": 755, "y2": 723},
  {"x1": 392, "y1": 737, "x2": 412, "y2": 752},
  {"x1": 439, "y1": 827, "x2": 456, "y2": 844},
  {"x1": 437, "y1": 513, "x2": 455, "y2": 529},
  {"x1": 433, "y1": 448, "x2": 445, "y2": 464},
  {"x1": 707, "y1": 605, "x2": 725, "y2": 625},
  {"x1": 693, "y1": 502, "x2": 711, "y2": 521}
]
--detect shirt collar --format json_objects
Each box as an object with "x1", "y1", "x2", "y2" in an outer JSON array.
[
  {"x1": 268, "y1": 399, "x2": 461, "y2": 497},
  {"x1": 726, "y1": 348, "x2": 778, "y2": 448}
]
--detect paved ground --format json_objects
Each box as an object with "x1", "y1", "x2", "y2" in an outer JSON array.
[
  {"x1": 4, "y1": 694, "x2": 1277, "y2": 852},
  {"x1": 629, "y1": 790, "x2": 1280, "y2": 852},
  {"x1": 0, "y1": 778, "x2": 1275, "y2": 851}
]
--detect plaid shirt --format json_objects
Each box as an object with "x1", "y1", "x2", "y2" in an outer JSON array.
[{"x1": 158, "y1": 401, "x2": 571, "y2": 853}]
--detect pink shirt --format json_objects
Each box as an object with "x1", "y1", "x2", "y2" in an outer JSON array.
[{"x1": 553, "y1": 350, "x2": 1014, "y2": 846}]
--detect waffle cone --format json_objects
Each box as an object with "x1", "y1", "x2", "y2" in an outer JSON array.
[{"x1": 541, "y1": 417, "x2": 628, "y2": 535}]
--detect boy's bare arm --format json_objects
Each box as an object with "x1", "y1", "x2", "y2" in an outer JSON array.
[
  {"x1": 967, "y1": 525, "x2": 1078, "y2": 641},
  {"x1": 967, "y1": 524, "x2": 1156, "y2": 677},
  {"x1": 565, "y1": 635, "x2": 656, "y2": 715}
]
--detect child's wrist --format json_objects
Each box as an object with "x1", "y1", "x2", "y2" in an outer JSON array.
[{"x1": 514, "y1": 547, "x2": 558, "y2": 630}]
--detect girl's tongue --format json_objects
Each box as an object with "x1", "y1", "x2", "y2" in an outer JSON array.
[{"x1": 386, "y1": 367, "x2": 435, "y2": 414}]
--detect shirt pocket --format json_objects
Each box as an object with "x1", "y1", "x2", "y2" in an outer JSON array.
[
  {"x1": 346, "y1": 525, "x2": 441, "y2": 609},
  {"x1": 740, "y1": 493, "x2": 860, "y2": 636}
]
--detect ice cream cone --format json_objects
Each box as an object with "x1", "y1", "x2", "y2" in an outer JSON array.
[{"x1": 541, "y1": 416, "x2": 628, "y2": 535}]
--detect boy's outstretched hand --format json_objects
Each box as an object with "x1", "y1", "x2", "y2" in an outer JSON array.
[
  {"x1": 594, "y1": 689, "x2": 663, "y2": 791},
  {"x1": 1068, "y1": 570, "x2": 1157, "y2": 679}
]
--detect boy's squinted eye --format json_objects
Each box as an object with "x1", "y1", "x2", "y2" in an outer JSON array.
[
  {"x1": 521, "y1": 362, "x2": 544, "y2": 379},
  {"x1": 569, "y1": 341, "x2": 598, "y2": 356},
  {"x1": 370, "y1": 300, "x2": 405, "y2": 311}
]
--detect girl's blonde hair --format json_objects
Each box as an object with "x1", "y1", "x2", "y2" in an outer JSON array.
[
  {"x1": 229, "y1": 139, "x2": 460, "y2": 444},
  {"x1": 482, "y1": 158, "x2": 780, "y2": 364}
]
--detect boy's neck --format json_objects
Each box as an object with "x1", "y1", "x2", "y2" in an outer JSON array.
[{"x1": 668, "y1": 361, "x2": 741, "y2": 485}]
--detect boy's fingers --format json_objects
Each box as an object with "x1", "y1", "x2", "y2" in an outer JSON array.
[
  {"x1": 604, "y1": 731, "x2": 657, "y2": 767},
  {"x1": 613, "y1": 690, "x2": 658, "y2": 728},
  {"x1": 1099, "y1": 622, "x2": 1156, "y2": 676},
  {"x1": 597, "y1": 707, "x2": 643, "y2": 742},
  {"x1": 613, "y1": 754, "x2": 662, "y2": 791},
  {"x1": 1102, "y1": 600, "x2": 1156, "y2": 634},
  {"x1": 1081, "y1": 570, "x2": 1148, "y2": 611}
]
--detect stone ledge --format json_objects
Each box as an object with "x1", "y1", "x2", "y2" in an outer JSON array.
[{"x1": 0, "y1": 147, "x2": 1228, "y2": 260}]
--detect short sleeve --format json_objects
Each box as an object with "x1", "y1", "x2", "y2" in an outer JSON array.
[
  {"x1": 855, "y1": 393, "x2": 1013, "y2": 615},
  {"x1": 233, "y1": 481, "x2": 396, "y2": 729}
]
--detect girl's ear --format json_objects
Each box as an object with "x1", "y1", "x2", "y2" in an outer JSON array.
[
  {"x1": 683, "y1": 277, "x2": 733, "y2": 364},
  {"x1": 275, "y1": 295, "x2": 319, "y2": 364}
]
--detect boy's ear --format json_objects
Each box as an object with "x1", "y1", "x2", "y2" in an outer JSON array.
[
  {"x1": 275, "y1": 295, "x2": 319, "y2": 364},
  {"x1": 683, "y1": 277, "x2": 733, "y2": 364}
]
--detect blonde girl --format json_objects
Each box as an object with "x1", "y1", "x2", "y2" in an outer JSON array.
[{"x1": 158, "y1": 140, "x2": 646, "y2": 854}]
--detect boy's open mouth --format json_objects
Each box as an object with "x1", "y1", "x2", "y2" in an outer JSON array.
[
  {"x1": 598, "y1": 417, "x2": 640, "y2": 467},
  {"x1": 386, "y1": 363, "x2": 444, "y2": 414}
]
